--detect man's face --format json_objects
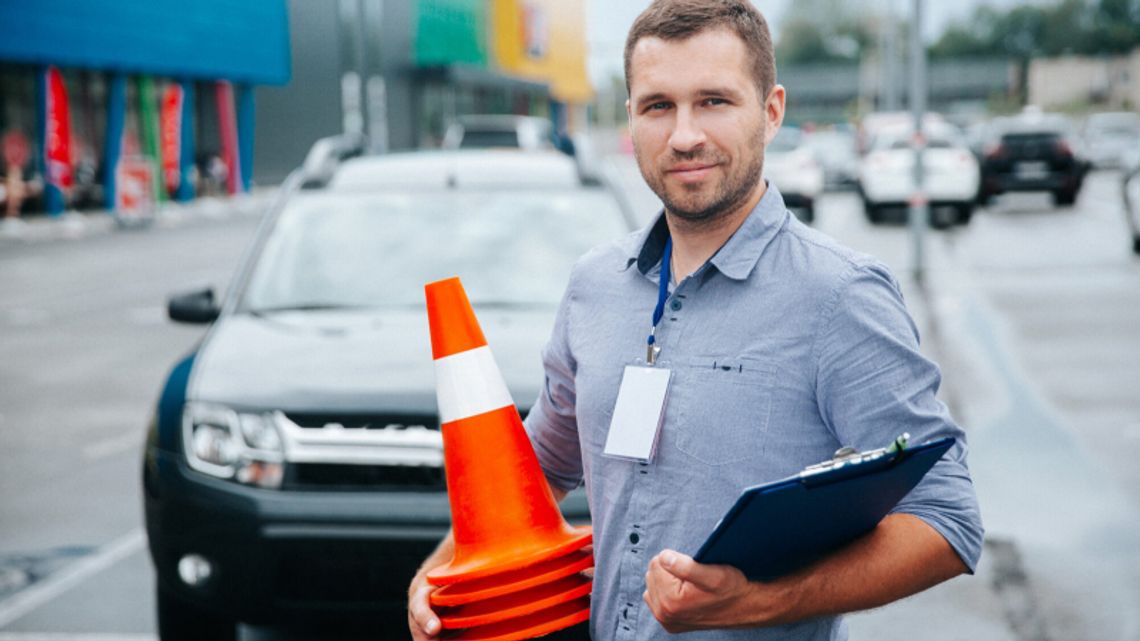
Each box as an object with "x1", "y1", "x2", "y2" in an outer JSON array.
[{"x1": 626, "y1": 28, "x2": 784, "y2": 223}]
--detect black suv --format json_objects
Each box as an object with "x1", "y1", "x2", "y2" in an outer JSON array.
[
  {"x1": 142, "y1": 149, "x2": 632, "y2": 639},
  {"x1": 978, "y1": 113, "x2": 1090, "y2": 206}
]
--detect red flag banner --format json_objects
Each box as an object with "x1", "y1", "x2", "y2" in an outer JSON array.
[
  {"x1": 215, "y1": 81, "x2": 241, "y2": 195},
  {"x1": 44, "y1": 67, "x2": 73, "y2": 190},
  {"x1": 160, "y1": 83, "x2": 184, "y2": 191}
]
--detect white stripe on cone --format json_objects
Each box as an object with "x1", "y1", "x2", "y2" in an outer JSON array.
[{"x1": 435, "y1": 346, "x2": 513, "y2": 424}]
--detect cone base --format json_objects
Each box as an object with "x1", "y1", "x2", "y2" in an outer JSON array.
[
  {"x1": 442, "y1": 597, "x2": 590, "y2": 641},
  {"x1": 428, "y1": 526, "x2": 591, "y2": 586},
  {"x1": 432, "y1": 549, "x2": 594, "y2": 607},
  {"x1": 440, "y1": 574, "x2": 592, "y2": 629}
]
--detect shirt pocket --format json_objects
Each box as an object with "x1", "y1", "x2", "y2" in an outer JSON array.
[{"x1": 674, "y1": 356, "x2": 773, "y2": 466}]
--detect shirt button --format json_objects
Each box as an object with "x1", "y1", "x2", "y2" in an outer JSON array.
[
  {"x1": 630, "y1": 532, "x2": 640, "y2": 544},
  {"x1": 670, "y1": 299, "x2": 682, "y2": 311}
]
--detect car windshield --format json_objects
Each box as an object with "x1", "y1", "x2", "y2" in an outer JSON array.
[
  {"x1": 459, "y1": 130, "x2": 520, "y2": 148},
  {"x1": 240, "y1": 189, "x2": 628, "y2": 312}
]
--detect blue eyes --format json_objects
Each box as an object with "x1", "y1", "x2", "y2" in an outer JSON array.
[{"x1": 645, "y1": 98, "x2": 727, "y2": 113}]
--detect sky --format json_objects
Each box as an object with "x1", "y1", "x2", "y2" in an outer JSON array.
[{"x1": 585, "y1": 0, "x2": 1036, "y2": 85}]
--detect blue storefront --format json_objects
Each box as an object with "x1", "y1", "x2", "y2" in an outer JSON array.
[{"x1": 0, "y1": 0, "x2": 290, "y2": 216}]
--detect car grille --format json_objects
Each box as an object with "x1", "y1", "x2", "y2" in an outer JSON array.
[
  {"x1": 274, "y1": 409, "x2": 529, "y2": 490},
  {"x1": 284, "y1": 412, "x2": 439, "y2": 431},
  {"x1": 278, "y1": 412, "x2": 445, "y2": 490},
  {"x1": 286, "y1": 462, "x2": 445, "y2": 491}
]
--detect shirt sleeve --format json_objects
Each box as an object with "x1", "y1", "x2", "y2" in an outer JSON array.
[
  {"x1": 523, "y1": 273, "x2": 585, "y2": 493},
  {"x1": 814, "y1": 261, "x2": 984, "y2": 572}
]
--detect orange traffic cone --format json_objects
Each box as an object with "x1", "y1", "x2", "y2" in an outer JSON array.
[{"x1": 424, "y1": 277, "x2": 593, "y2": 640}]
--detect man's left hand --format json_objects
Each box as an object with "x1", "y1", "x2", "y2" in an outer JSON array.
[{"x1": 643, "y1": 549, "x2": 784, "y2": 632}]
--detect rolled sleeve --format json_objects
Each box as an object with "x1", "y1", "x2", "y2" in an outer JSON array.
[
  {"x1": 814, "y1": 261, "x2": 984, "y2": 572},
  {"x1": 524, "y1": 275, "x2": 585, "y2": 493}
]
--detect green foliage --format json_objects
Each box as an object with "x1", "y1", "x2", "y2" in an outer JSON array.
[
  {"x1": 929, "y1": 0, "x2": 1140, "y2": 59},
  {"x1": 775, "y1": 0, "x2": 874, "y2": 64}
]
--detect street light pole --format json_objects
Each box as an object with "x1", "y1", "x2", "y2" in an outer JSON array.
[
  {"x1": 908, "y1": 0, "x2": 928, "y2": 284},
  {"x1": 884, "y1": 0, "x2": 899, "y2": 112}
]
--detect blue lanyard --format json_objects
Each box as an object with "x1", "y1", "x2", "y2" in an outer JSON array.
[{"x1": 647, "y1": 237, "x2": 671, "y2": 365}]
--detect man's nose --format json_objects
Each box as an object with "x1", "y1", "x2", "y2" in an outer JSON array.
[{"x1": 668, "y1": 107, "x2": 706, "y2": 154}]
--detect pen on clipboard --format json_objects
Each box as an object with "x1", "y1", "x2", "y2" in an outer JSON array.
[
  {"x1": 799, "y1": 432, "x2": 911, "y2": 479},
  {"x1": 885, "y1": 433, "x2": 910, "y2": 455}
]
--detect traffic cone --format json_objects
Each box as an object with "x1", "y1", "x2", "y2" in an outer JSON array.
[
  {"x1": 430, "y1": 549, "x2": 593, "y2": 607},
  {"x1": 424, "y1": 276, "x2": 593, "y2": 640},
  {"x1": 443, "y1": 598, "x2": 592, "y2": 641}
]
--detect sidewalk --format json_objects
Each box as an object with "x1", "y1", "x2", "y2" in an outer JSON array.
[{"x1": 0, "y1": 189, "x2": 277, "y2": 248}]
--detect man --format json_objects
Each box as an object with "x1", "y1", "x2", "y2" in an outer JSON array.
[{"x1": 409, "y1": 1, "x2": 983, "y2": 639}]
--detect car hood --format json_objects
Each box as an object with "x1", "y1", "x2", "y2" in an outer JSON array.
[{"x1": 189, "y1": 307, "x2": 555, "y2": 415}]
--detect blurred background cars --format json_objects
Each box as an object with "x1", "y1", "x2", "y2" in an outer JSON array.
[
  {"x1": 144, "y1": 149, "x2": 633, "y2": 639},
  {"x1": 858, "y1": 122, "x2": 979, "y2": 228},
  {"x1": 1083, "y1": 111, "x2": 1140, "y2": 169},
  {"x1": 442, "y1": 114, "x2": 559, "y2": 152},
  {"x1": 804, "y1": 128, "x2": 859, "y2": 191},
  {"x1": 763, "y1": 125, "x2": 824, "y2": 223},
  {"x1": 978, "y1": 110, "x2": 1090, "y2": 207},
  {"x1": 297, "y1": 132, "x2": 370, "y2": 189},
  {"x1": 1123, "y1": 150, "x2": 1140, "y2": 255}
]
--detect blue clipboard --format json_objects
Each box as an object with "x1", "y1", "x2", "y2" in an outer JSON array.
[{"x1": 693, "y1": 436, "x2": 955, "y2": 581}]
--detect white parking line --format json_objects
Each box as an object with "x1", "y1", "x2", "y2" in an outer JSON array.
[
  {"x1": 0, "y1": 530, "x2": 145, "y2": 628},
  {"x1": 0, "y1": 629, "x2": 155, "y2": 634}
]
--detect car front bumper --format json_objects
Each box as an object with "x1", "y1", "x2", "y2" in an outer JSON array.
[{"x1": 143, "y1": 448, "x2": 590, "y2": 624}]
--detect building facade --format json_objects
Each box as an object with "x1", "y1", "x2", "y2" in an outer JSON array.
[
  {"x1": 0, "y1": 0, "x2": 290, "y2": 216},
  {"x1": 1029, "y1": 50, "x2": 1140, "y2": 111},
  {"x1": 253, "y1": 0, "x2": 593, "y2": 184}
]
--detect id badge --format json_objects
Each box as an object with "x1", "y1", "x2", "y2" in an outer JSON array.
[{"x1": 603, "y1": 365, "x2": 672, "y2": 463}]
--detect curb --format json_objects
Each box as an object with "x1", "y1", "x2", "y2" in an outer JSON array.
[{"x1": 0, "y1": 190, "x2": 277, "y2": 249}]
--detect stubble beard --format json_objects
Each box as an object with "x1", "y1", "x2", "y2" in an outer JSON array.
[{"x1": 634, "y1": 123, "x2": 767, "y2": 228}]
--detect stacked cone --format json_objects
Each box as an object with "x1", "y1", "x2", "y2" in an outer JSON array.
[{"x1": 424, "y1": 277, "x2": 593, "y2": 641}]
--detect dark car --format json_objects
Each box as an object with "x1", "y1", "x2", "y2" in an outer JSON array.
[
  {"x1": 143, "y1": 150, "x2": 633, "y2": 639},
  {"x1": 978, "y1": 112, "x2": 1090, "y2": 206}
]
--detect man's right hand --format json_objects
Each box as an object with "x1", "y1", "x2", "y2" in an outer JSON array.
[{"x1": 408, "y1": 573, "x2": 442, "y2": 641}]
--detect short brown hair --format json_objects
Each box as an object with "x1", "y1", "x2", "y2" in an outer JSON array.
[{"x1": 623, "y1": 0, "x2": 776, "y2": 98}]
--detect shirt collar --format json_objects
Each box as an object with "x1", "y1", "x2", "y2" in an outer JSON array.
[{"x1": 623, "y1": 181, "x2": 790, "y2": 281}]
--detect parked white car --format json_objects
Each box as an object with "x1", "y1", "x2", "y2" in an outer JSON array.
[
  {"x1": 763, "y1": 126, "x2": 824, "y2": 224},
  {"x1": 858, "y1": 123, "x2": 980, "y2": 227},
  {"x1": 441, "y1": 115, "x2": 557, "y2": 152},
  {"x1": 1083, "y1": 111, "x2": 1140, "y2": 169}
]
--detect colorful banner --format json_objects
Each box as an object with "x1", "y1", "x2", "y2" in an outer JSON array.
[
  {"x1": 138, "y1": 76, "x2": 166, "y2": 202},
  {"x1": 415, "y1": 0, "x2": 488, "y2": 66},
  {"x1": 115, "y1": 157, "x2": 156, "y2": 218},
  {"x1": 160, "y1": 83, "x2": 184, "y2": 193},
  {"x1": 215, "y1": 80, "x2": 242, "y2": 195},
  {"x1": 43, "y1": 66, "x2": 73, "y2": 191}
]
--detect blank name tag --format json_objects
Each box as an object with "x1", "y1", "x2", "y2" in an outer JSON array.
[{"x1": 603, "y1": 365, "x2": 672, "y2": 463}]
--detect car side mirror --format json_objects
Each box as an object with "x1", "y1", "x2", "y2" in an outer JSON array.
[{"x1": 168, "y1": 288, "x2": 220, "y2": 324}]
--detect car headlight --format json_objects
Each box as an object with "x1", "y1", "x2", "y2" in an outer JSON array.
[{"x1": 183, "y1": 402, "x2": 285, "y2": 489}]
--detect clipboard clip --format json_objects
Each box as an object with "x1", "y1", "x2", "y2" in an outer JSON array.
[{"x1": 799, "y1": 433, "x2": 910, "y2": 479}]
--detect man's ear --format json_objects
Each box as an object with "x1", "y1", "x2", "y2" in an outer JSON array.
[
  {"x1": 626, "y1": 98, "x2": 634, "y2": 130},
  {"x1": 764, "y1": 85, "x2": 786, "y2": 145}
]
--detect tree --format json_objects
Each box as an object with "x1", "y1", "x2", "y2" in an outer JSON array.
[
  {"x1": 774, "y1": 0, "x2": 874, "y2": 64},
  {"x1": 930, "y1": 0, "x2": 1140, "y2": 59}
]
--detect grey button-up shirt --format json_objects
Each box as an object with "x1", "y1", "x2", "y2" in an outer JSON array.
[{"x1": 524, "y1": 184, "x2": 983, "y2": 641}]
